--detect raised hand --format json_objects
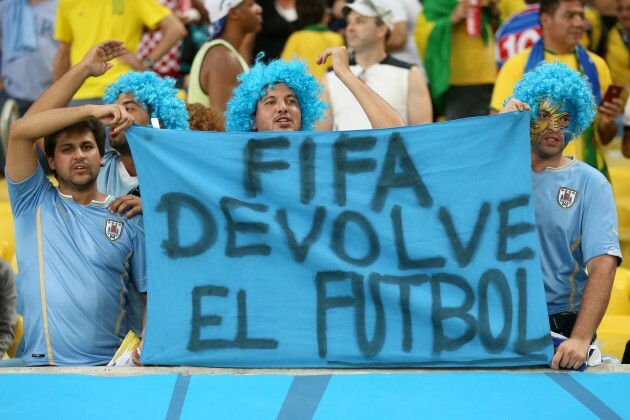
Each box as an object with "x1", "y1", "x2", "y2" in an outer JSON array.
[
  {"x1": 80, "y1": 40, "x2": 127, "y2": 77},
  {"x1": 499, "y1": 98, "x2": 530, "y2": 114},
  {"x1": 317, "y1": 46, "x2": 353, "y2": 81}
]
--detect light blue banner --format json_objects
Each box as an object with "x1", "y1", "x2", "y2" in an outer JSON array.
[{"x1": 128, "y1": 111, "x2": 554, "y2": 367}]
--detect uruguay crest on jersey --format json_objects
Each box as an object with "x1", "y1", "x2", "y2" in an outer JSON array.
[
  {"x1": 557, "y1": 187, "x2": 577, "y2": 208},
  {"x1": 105, "y1": 219, "x2": 124, "y2": 241}
]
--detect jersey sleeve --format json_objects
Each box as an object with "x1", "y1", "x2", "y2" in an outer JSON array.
[
  {"x1": 6, "y1": 164, "x2": 54, "y2": 218},
  {"x1": 581, "y1": 175, "x2": 622, "y2": 265}
]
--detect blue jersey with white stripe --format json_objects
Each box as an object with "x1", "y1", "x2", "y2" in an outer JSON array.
[
  {"x1": 532, "y1": 158, "x2": 621, "y2": 315},
  {"x1": 8, "y1": 165, "x2": 146, "y2": 366}
]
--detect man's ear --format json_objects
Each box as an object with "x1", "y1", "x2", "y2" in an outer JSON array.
[
  {"x1": 47, "y1": 156, "x2": 56, "y2": 171},
  {"x1": 540, "y1": 12, "x2": 551, "y2": 27},
  {"x1": 377, "y1": 23, "x2": 388, "y2": 39},
  {"x1": 228, "y1": 5, "x2": 241, "y2": 21}
]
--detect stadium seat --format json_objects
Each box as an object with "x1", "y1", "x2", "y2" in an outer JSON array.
[
  {"x1": 605, "y1": 267, "x2": 630, "y2": 316},
  {"x1": 597, "y1": 315, "x2": 630, "y2": 360},
  {"x1": 0, "y1": 177, "x2": 8, "y2": 202},
  {"x1": 0, "y1": 202, "x2": 14, "y2": 262},
  {"x1": 608, "y1": 166, "x2": 630, "y2": 268},
  {"x1": 598, "y1": 267, "x2": 630, "y2": 359}
]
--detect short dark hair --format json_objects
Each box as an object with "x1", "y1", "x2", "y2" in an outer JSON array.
[
  {"x1": 540, "y1": 0, "x2": 584, "y2": 16},
  {"x1": 44, "y1": 118, "x2": 106, "y2": 159},
  {"x1": 297, "y1": 0, "x2": 326, "y2": 26}
]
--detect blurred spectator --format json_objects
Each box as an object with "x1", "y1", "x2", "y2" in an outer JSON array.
[
  {"x1": 495, "y1": 0, "x2": 602, "y2": 69},
  {"x1": 319, "y1": 0, "x2": 431, "y2": 130},
  {"x1": 591, "y1": 0, "x2": 618, "y2": 30},
  {"x1": 329, "y1": 0, "x2": 348, "y2": 33},
  {"x1": 188, "y1": 0, "x2": 262, "y2": 116},
  {"x1": 582, "y1": 4, "x2": 604, "y2": 53},
  {"x1": 137, "y1": 0, "x2": 204, "y2": 83},
  {"x1": 418, "y1": 0, "x2": 498, "y2": 119},
  {"x1": 0, "y1": 258, "x2": 16, "y2": 359},
  {"x1": 491, "y1": 0, "x2": 621, "y2": 179},
  {"x1": 605, "y1": 0, "x2": 630, "y2": 86},
  {"x1": 253, "y1": 0, "x2": 298, "y2": 60},
  {"x1": 0, "y1": 0, "x2": 58, "y2": 171},
  {"x1": 53, "y1": 0, "x2": 186, "y2": 104},
  {"x1": 495, "y1": 0, "x2": 541, "y2": 69},
  {"x1": 0, "y1": 0, "x2": 57, "y2": 115},
  {"x1": 387, "y1": 0, "x2": 426, "y2": 73},
  {"x1": 186, "y1": 102, "x2": 224, "y2": 130},
  {"x1": 281, "y1": 0, "x2": 344, "y2": 80},
  {"x1": 179, "y1": 0, "x2": 211, "y2": 89}
]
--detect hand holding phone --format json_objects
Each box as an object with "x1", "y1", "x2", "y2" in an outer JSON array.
[{"x1": 602, "y1": 84, "x2": 624, "y2": 106}]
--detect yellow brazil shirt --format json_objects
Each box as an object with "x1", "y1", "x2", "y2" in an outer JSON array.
[{"x1": 55, "y1": 0, "x2": 171, "y2": 100}]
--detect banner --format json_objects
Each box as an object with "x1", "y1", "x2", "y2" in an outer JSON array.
[{"x1": 128, "y1": 111, "x2": 554, "y2": 367}]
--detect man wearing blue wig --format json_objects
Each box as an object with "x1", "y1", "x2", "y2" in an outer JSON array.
[
  {"x1": 31, "y1": 40, "x2": 190, "y2": 216},
  {"x1": 502, "y1": 62, "x2": 621, "y2": 370},
  {"x1": 225, "y1": 46, "x2": 405, "y2": 132}
]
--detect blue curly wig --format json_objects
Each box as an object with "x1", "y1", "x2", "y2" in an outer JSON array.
[
  {"x1": 508, "y1": 62, "x2": 596, "y2": 142},
  {"x1": 225, "y1": 55, "x2": 326, "y2": 132},
  {"x1": 104, "y1": 71, "x2": 190, "y2": 130}
]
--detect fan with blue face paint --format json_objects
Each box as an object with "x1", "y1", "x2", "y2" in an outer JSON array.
[
  {"x1": 507, "y1": 61, "x2": 596, "y2": 146},
  {"x1": 499, "y1": 61, "x2": 622, "y2": 372}
]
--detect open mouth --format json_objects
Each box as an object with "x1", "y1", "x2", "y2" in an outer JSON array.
[
  {"x1": 543, "y1": 135, "x2": 562, "y2": 145},
  {"x1": 275, "y1": 117, "x2": 292, "y2": 126}
]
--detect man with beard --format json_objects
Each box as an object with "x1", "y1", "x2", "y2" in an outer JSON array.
[
  {"x1": 317, "y1": 0, "x2": 431, "y2": 130},
  {"x1": 5, "y1": 87, "x2": 146, "y2": 366}
]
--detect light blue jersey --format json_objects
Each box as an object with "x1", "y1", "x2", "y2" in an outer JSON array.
[
  {"x1": 7, "y1": 165, "x2": 146, "y2": 366},
  {"x1": 96, "y1": 149, "x2": 144, "y2": 335},
  {"x1": 97, "y1": 149, "x2": 138, "y2": 198},
  {"x1": 532, "y1": 158, "x2": 621, "y2": 315}
]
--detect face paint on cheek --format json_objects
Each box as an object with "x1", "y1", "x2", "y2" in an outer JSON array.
[
  {"x1": 530, "y1": 119, "x2": 549, "y2": 144},
  {"x1": 562, "y1": 128, "x2": 576, "y2": 144},
  {"x1": 555, "y1": 102, "x2": 577, "y2": 144}
]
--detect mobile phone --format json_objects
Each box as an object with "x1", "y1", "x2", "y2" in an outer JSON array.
[{"x1": 602, "y1": 84, "x2": 624, "y2": 105}]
